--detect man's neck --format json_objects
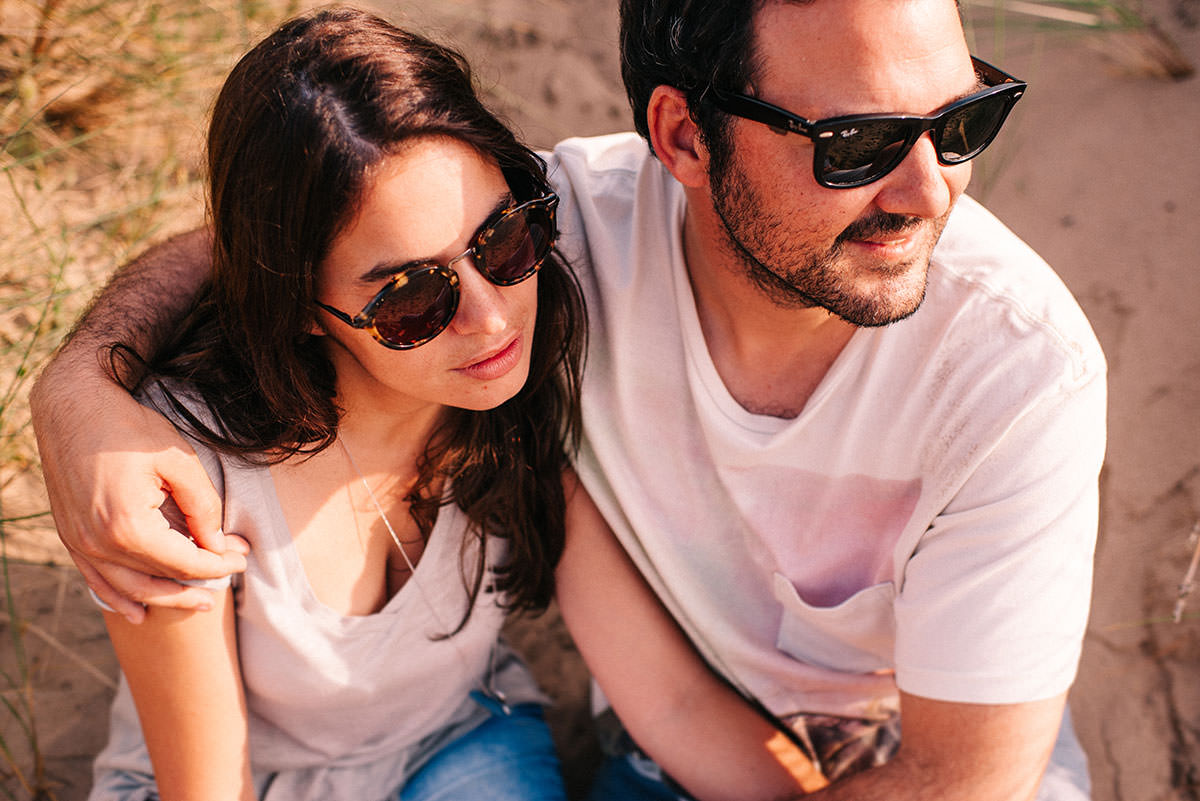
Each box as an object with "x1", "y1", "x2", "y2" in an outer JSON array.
[{"x1": 682, "y1": 207, "x2": 857, "y2": 419}]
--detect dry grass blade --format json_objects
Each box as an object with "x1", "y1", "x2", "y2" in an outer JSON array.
[
  {"x1": 0, "y1": 613, "x2": 116, "y2": 691},
  {"x1": 962, "y1": 0, "x2": 1195, "y2": 79},
  {"x1": 1102, "y1": 21, "x2": 1195, "y2": 80},
  {"x1": 1172, "y1": 520, "x2": 1200, "y2": 623},
  {"x1": 0, "y1": 537, "x2": 41, "y2": 800}
]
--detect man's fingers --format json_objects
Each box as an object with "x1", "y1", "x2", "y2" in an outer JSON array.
[
  {"x1": 156, "y1": 440, "x2": 225, "y2": 553},
  {"x1": 109, "y1": 526, "x2": 247, "y2": 583},
  {"x1": 222, "y1": 534, "x2": 251, "y2": 556},
  {"x1": 72, "y1": 552, "x2": 147, "y2": 624},
  {"x1": 75, "y1": 530, "x2": 241, "y2": 616},
  {"x1": 92, "y1": 559, "x2": 217, "y2": 612}
]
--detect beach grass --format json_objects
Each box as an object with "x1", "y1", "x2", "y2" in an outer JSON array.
[{"x1": 1, "y1": 3, "x2": 300, "y2": 795}]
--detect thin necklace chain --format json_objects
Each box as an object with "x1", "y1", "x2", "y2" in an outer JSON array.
[
  {"x1": 337, "y1": 436, "x2": 508, "y2": 707},
  {"x1": 343, "y1": 450, "x2": 424, "y2": 548},
  {"x1": 339, "y1": 438, "x2": 422, "y2": 573}
]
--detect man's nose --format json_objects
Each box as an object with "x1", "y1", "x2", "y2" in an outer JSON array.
[{"x1": 870, "y1": 133, "x2": 961, "y2": 220}]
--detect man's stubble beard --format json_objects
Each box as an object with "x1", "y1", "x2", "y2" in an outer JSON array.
[{"x1": 708, "y1": 151, "x2": 950, "y2": 328}]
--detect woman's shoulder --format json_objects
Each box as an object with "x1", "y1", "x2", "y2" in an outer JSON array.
[
  {"x1": 136, "y1": 377, "x2": 248, "y2": 502},
  {"x1": 137, "y1": 377, "x2": 217, "y2": 433}
]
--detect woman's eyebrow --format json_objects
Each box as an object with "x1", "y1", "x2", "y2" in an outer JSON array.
[{"x1": 358, "y1": 192, "x2": 515, "y2": 283}]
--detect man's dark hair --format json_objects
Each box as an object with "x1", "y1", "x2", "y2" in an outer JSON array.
[
  {"x1": 620, "y1": 0, "x2": 816, "y2": 170},
  {"x1": 619, "y1": 0, "x2": 759, "y2": 163}
]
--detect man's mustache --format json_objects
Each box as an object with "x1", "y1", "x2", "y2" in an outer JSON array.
[{"x1": 838, "y1": 212, "x2": 924, "y2": 243}]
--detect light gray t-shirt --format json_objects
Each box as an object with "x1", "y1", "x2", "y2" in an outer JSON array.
[{"x1": 90, "y1": 384, "x2": 545, "y2": 801}]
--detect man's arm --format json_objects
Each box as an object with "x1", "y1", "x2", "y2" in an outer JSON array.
[
  {"x1": 559, "y1": 467, "x2": 1065, "y2": 801},
  {"x1": 807, "y1": 691, "x2": 1066, "y2": 801},
  {"x1": 31, "y1": 227, "x2": 246, "y2": 623},
  {"x1": 557, "y1": 473, "x2": 829, "y2": 801}
]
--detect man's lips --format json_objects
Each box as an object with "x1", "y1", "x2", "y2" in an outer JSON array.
[{"x1": 846, "y1": 230, "x2": 921, "y2": 259}]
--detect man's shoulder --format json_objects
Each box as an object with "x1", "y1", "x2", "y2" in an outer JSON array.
[
  {"x1": 935, "y1": 195, "x2": 1053, "y2": 282},
  {"x1": 541, "y1": 133, "x2": 683, "y2": 284},
  {"x1": 929, "y1": 196, "x2": 1105, "y2": 383},
  {"x1": 544, "y1": 131, "x2": 651, "y2": 177},
  {"x1": 541, "y1": 132, "x2": 664, "y2": 209}
]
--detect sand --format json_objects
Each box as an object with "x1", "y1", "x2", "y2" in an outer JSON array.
[{"x1": 1, "y1": 1, "x2": 1197, "y2": 799}]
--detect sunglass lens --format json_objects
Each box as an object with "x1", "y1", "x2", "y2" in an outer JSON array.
[
  {"x1": 373, "y1": 268, "x2": 457, "y2": 348},
  {"x1": 938, "y1": 94, "x2": 1010, "y2": 163},
  {"x1": 821, "y1": 119, "x2": 912, "y2": 187},
  {"x1": 480, "y1": 206, "x2": 554, "y2": 285}
]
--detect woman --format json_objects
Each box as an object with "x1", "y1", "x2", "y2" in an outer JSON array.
[
  {"x1": 91, "y1": 9, "x2": 581, "y2": 800},
  {"x1": 88, "y1": 8, "x2": 827, "y2": 801}
]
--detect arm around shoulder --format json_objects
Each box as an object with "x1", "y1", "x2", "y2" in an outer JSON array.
[
  {"x1": 31, "y1": 227, "x2": 244, "y2": 621},
  {"x1": 48, "y1": 226, "x2": 214, "y2": 375}
]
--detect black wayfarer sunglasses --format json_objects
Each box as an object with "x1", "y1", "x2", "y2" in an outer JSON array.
[
  {"x1": 315, "y1": 194, "x2": 559, "y2": 350},
  {"x1": 706, "y1": 56, "x2": 1026, "y2": 189}
]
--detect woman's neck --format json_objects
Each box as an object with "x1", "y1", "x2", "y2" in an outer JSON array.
[
  {"x1": 332, "y1": 386, "x2": 448, "y2": 474},
  {"x1": 268, "y1": 389, "x2": 449, "y2": 616}
]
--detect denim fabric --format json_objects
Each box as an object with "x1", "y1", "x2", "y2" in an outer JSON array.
[
  {"x1": 585, "y1": 751, "x2": 688, "y2": 801},
  {"x1": 89, "y1": 692, "x2": 563, "y2": 801},
  {"x1": 395, "y1": 693, "x2": 568, "y2": 801}
]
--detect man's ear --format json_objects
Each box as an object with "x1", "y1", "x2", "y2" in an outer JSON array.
[{"x1": 646, "y1": 85, "x2": 709, "y2": 189}]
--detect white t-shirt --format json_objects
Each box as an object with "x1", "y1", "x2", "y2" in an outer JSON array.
[{"x1": 546, "y1": 133, "x2": 1106, "y2": 721}]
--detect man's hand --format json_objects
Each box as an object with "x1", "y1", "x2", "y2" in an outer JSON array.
[
  {"x1": 805, "y1": 691, "x2": 1067, "y2": 801},
  {"x1": 32, "y1": 320, "x2": 246, "y2": 624},
  {"x1": 30, "y1": 227, "x2": 242, "y2": 623},
  {"x1": 34, "y1": 368, "x2": 248, "y2": 623}
]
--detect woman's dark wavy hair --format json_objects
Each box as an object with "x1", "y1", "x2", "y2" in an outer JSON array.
[
  {"x1": 618, "y1": 0, "x2": 814, "y2": 175},
  {"x1": 119, "y1": 6, "x2": 586, "y2": 629}
]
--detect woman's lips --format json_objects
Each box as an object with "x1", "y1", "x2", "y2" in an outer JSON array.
[{"x1": 456, "y1": 335, "x2": 522, "y2": 380}]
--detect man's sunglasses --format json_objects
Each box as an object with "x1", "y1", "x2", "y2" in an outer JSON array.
[
  {"x1": 315, "y1": 194, "x2": 558, "y2": 350},
  {"x1": 706, "y1": 56, "x2": 1026, "y2": 189}
]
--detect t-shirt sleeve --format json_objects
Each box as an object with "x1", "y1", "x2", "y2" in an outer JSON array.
[{"x1": 893, "y1": 364, "x2": 1106, "y2": 704}]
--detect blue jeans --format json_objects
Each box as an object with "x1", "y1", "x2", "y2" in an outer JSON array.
[
  {"x1": 585, "y1": 750, "x2": 688, "y2": 801},
  {"x1": 397, "y1": 692, "x2": 568, "y2": 801}
]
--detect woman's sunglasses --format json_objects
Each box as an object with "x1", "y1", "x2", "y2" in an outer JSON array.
[
  {"x1": 706, "y1": 56, "x2": 1026, "y2": 189},
  {"x1": 316, "y1": 194, "x2": 559, "y2": 350}
]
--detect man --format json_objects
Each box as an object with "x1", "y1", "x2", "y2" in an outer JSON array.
[{"x1": 32, "y1": 1, "x2": 1103, "y2": 799}]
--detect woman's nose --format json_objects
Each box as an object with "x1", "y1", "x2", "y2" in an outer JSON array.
[{"x1": 447, "y1": 253, "x2": 507, "y2": 337}]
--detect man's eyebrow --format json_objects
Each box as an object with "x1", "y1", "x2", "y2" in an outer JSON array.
[
  {"x1": 358, "y1": 192, "x2": 514, "y2": 283},
  {"x1": 937, "y1": 73, "x2": 989, "y2": 110}
]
